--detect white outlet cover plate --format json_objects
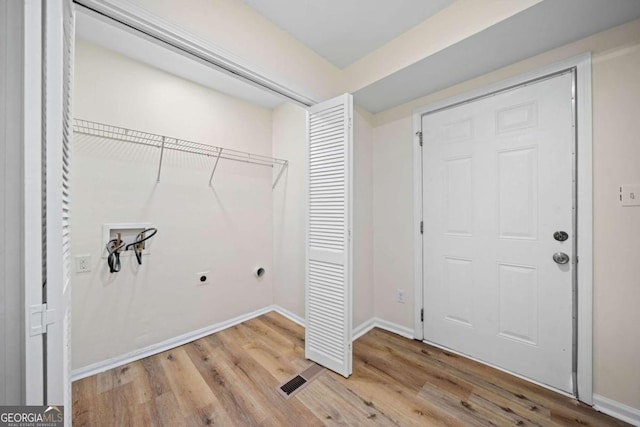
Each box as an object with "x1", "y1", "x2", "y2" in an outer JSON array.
[
  {"x1": 621, "y1": 184, "x2": 640, "y2": 206},
  {"x1": 102, "y1": 222, "x2": 153, "y2": 258},
  {"x1": 75, "y1": 255, "x2": 92, "y2": 273}
]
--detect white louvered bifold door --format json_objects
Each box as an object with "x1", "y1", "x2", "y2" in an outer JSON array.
[
  {"x1": 305, "y1": 93, "x2": 353, "y2": 378},
  {"x1": 44, "y1": 0, "x2": 74, "y2": 420}
]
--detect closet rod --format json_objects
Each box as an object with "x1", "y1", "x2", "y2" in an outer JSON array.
[{"x1": 73, "y1": 118, "x2": 288, "y2": 188}]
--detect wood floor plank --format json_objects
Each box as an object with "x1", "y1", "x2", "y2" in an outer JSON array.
[
  {"x1": 157, "y1": 347, "x2": 227, "y2": 423},
  {"x1": 153, "y1": 391, "x2": 184, "y2": 427},
  {"x1": 213, "y1": 326, "x2": 324, "y2": 427},
  {"x1": 140, "y1": 354, "x2": 173, "y2": 398},
  {"x1": 184, "y1": 338, "x2": 260, "y2": 426},
  {"x1": 129, "y1": 401, "x2": 160, "y2": 427},
  {"x1": 72, "y1": 375, "x2": 96, "y2": 427},
  {"x1": 97, "y1": 382, "x2": 137, "y2": 427},
  {"x1": 297, "y1": 373, "x2": 398, "y2": 426},
  {"x1": 73, "y1": 312, "x2": 630, "y2": 427},
  {"x1": 363, "y1": 328, "x2": 553, "y2": 424}
]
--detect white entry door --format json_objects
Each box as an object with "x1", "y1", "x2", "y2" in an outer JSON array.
[
  {"x1": 422, "y1": 72, "x2": 575, "y2": 393},
  {"x1": 305, "y1": 94, "x2": 353, "y2": 378}
]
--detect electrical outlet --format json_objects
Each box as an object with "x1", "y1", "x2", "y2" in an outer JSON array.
[
  {"x1": 75, "y1": 255, "x2": 91, "y2": 273},
  {"x1": 196, "y1": 271, "x2": 210, "y2": 286},
  {"x1": 397, "y1": 289, "x2": 405, "y2": 304}
]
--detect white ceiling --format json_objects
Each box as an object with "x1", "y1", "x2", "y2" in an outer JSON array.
[
  {"x1": 241, "y1": 0, "x2": 456, "y2": 68},
  {"x1": 76, "y1": 0, "x2": 640, "y2": 115},
  {"x1": 354, "y1": 0, "x2": 640, "y2": 113}
]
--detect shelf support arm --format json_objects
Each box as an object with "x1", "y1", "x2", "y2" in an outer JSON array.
[
  {"x1": 208, "y1": 148, "x2": 223, "y2": 187},
  {"x1": 157, "y1": 137, "x2": 166, "y2": 183},
  {"x1": 272, "y1": 161, "x2": 288, "y2": 189}
]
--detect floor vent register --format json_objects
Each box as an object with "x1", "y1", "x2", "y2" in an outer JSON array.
[{"x1": 277, "y1": 363, "x2": 325, "y2": 399}]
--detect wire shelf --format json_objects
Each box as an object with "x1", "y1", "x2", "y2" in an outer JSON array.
[{"x1": 73, "y1": 118, "x2": 288, "y2": 188}]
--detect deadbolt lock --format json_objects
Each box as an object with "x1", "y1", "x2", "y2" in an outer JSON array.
[{"x1": 553, "y1": 231, "x2": 569, "y2": 242}]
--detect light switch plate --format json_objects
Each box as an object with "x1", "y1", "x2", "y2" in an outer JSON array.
[{"x1": 620, "y1": 185, "x2": 640, "y2": 206}]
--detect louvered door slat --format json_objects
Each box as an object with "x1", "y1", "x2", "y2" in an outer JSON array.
[
  {"x1": 305, "y1": 94, "x2": 353, "y2": 378},
  {"x1": 44, "y1": 1, "x2": 73, "y2": 422}
]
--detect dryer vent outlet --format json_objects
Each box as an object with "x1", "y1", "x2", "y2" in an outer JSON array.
[{"x1": 255, "y1": 267, "x2": 265, "y2": 278}]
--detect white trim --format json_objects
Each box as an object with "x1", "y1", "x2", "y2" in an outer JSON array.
[
  {"x1": 352, "y1": 317, "x2": 414, "y2": 341},
  {"x1": 412, "y1": 114, "x2": 423, "y2": 340},
  {"x1": 23, "y1": 0, "x2": 44, "y2": 404},
  {"x1": 71, "y1": 305, "x2": 275, "y2": 381},
  {"x1": 273, "y1": 305, "x2": 305, "y2": 327},
  {"x1": 374, "y1": 318, "x2": 415, "y2": 340},
  {"x1": 73, "y1": 0, "x2": 315, "y2": 107},
  {"x1": 70, "y1": 307, "x2": 417, "y2": 382},
  {"x1": 574, "y1": 56, "x2": 593, "y2": 405},
  {"x1": 593, "y1": 394, "x2": 640, "y2": 426},
  {"x1": 352, "y1": 318, "x2": 376, "y2": 341},
  {"x1": 411, "y1": 53, "x2": 593, "y2": 404}
]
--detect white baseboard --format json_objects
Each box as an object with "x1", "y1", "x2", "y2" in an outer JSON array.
[
  {"x1": 372, "y1": 318, "x2": 415, "y2": 340},
  {"x1": 271, "y1": 305, "x2": 305, "y2": 327},
  {"x1": 71, "y1": 305, "x2": 276, "y2": 381},
  {"x1": 352, "y1": 317, "x2": 414, "y2": 341},
  {"x1": 594, "y1": 394, "x2": 640, "y2": 426},
  {"x1": 71, "y1": 307, "x2": 414, "y2": 382},
  {"x1": 352, "y1": 318, "x2": 376, "y2": 341}
]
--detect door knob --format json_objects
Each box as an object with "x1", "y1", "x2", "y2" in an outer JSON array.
[{"x1": 553, "y1": 252, "x2": 570, "y2": 264}]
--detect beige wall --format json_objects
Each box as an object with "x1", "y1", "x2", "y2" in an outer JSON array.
[
  {"x1": 353, "y1": 109, "x2": 374, "y2": 328},
  {"x1": 73, "y1": 41, "x2": 376, "y2": 370},
  {"x1": 372, "y1": 116, "x2": 414, "y2": 328},
  {"x1": 272, "y1": 102, "x2": 307, "y2": 318},
  {"x1": 591, "y1": 42, "x2": 640, "y2": 408},
  {"x1": 72, "y1": 41, "x2": 275, "y2": 369},
  {"x1": 370, "y1": 19, "x2": 640, "y2": 410}
]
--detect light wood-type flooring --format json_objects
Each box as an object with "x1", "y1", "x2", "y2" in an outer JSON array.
[{"x1": 72, "y1": 311, "x2": 628, "y2": 426}]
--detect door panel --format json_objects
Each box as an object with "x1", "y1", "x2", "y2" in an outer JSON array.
[
  {"x1": 422, "y1": 72, "x2": 574, "y2": 393},
  {"x1": 44, "y1": 0, "x2": 73, "y2": 421},
  {"x1": 305, "y1": 94, "x2": 353, "y2": 378}
]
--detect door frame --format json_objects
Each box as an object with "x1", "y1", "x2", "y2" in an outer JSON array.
[
  {"x1": 412, "y1": 54, "x2": 593, "y2": 404},
  {"x1": 23, "y1": 0, "x2": 46, "y2": 404}
]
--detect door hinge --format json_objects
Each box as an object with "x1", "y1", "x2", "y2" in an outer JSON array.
[
  {"x1": 420, "y1": 308, "x2": 424, "y2": 322},
  {"x1": 348, "y1": 117, "x2": 353, "y2": 129},
  {"x1": 420, "y1": 221, "x2": 423, "y2": 234},
  {"x1": 416, "y1": 131, "x2": 423, "y2": 146},
  {"x1": 29, "y1": 303, "x2": 56, "y2": 336}
]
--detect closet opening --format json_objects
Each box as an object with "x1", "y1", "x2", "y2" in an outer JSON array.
[{"x1": 70, "y1": 1, "x2": 310, "y2": 393}]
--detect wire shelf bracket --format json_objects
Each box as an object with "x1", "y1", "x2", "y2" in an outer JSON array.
[{"x1": 73, "y1": 118, "x2": 289, "y2": 188}]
